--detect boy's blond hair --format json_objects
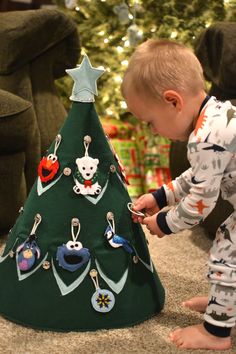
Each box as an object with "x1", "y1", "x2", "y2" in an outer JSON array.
[{"x1": 122, "y1": 39, "x2": 205, "y2": 100}]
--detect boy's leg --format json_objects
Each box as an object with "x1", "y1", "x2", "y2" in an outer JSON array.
[
  {"x1": 203, "y1": 284, "x2": 235, "y2": 336},
  {"x1": 204, "y1": 212, "x2": 236, "y2": 335},
  {"x1": 170, "y1": 215, "x2": 236, "y2": 349}
]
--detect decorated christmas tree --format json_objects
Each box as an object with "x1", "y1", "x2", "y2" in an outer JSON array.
[
  {"x1": 0, "y1": 56, "x2": 165, "y2": 331},
  {"x1": 54, "y1": 0, "x2": 230, "y2": 197},
  {"x1": 55, "y1": 0, "x2": 227, "y2": 117}
]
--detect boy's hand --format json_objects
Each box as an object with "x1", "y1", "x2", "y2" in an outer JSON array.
[
  {"x1": 142, "y1": 214, "x2": 165, "y2": 238},
  {"x1": 132, "y1": 193, "x2": 160, "y2": 222}
]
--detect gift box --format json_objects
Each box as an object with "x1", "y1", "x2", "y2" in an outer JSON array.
[
  {"x1": 101, "y1": 117, "x2": 134, "y2": 139},
  {"x1": 145, "y1": 167, "x2": 172, "y2": 193},
  {"x1": 142, "y1": 136, "x2": 171, "y2": 192},
  {"x1": 110, "y1": 138, "x2": 144, "y2": 198},
  {"x1": 101, "y1": 118, "x2": 171, "y2": 196}
]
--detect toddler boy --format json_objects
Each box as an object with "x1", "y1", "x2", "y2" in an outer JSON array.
[{"x1": 122, "y1": 39, "x2": 236, "y2": 350}]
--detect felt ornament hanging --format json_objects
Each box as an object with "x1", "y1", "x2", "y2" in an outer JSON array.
[
  {"x1": 73, "y1": 135, "x2": 102, "y2": 195},
  {"x1": 16, "y1": 214, "x2": 42, "y2": 272},
  {"x1": 56, "y1": 218, "x2": 90, "y2": 272},
  {"x1": 90, "y1": 268, "x2": 115, "y2": 313},
  {"x1": 104, "y1": 212, "x2": 134, "y2": 254},
  {"x1": 38, "y1": 134, "x2": 62, "y2": 183}
]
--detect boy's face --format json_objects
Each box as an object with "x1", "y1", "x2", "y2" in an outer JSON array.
[{"x1": 125, "y1": 92, "x2": 192, "y2": 141}]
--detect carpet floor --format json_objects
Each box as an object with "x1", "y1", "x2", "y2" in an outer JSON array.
[{"x1": 0, "y1": 226, "x2": 235, "y2": 354}]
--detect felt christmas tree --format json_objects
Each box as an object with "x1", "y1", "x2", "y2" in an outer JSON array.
[{"x1": 0, "y1": 56, "x2": 165, "y2": 332}]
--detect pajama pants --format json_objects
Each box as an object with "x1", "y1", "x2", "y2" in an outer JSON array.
[{"x1": 204, "y1": 211, "x2": 236, "y2": 336}]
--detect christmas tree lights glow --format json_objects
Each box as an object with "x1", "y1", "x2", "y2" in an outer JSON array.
[{"x1": 56, "y1": 0, "x2": 232, "y2": 121}]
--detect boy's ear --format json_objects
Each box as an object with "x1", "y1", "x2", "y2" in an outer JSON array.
[{"x1": 163, "y1": 90, "x2": 183, "y2": 110}]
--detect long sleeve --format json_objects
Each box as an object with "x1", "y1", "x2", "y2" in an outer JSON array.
[
  {"x1": 152, "y1": 167, "x2": 194, "y2": 208},
  {"x1": 157, "y1": 141, "x2": 232, "y2": 234},
  {"x1": 164, "y1": 167, "x2": 195, "y2": 205}
]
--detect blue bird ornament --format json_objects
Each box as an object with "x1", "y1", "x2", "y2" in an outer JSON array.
[{"x1": 104, "y1": 226, "x2": 133, "y2": 254}]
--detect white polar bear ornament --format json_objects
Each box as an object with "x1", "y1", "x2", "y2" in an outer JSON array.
[{"x1": 73, "y1": 156, "x2": 102, "y2": 195}]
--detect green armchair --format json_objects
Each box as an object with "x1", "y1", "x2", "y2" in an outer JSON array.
[{"x1": 0, "y1": 9, "x2": 80, "y2": 235}]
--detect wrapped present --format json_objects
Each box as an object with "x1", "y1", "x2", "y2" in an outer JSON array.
[
  {"x1": 101, "y1": 117, "x2": 134, "y2": 139},
  {"x1": 111, "y1": 138, "x2": 144, "y2": 197},
  {"x1": 142, "y1": 136, "x2": 171, "y2": 192},
  {"x1": 102, "y1": 118, "x2": 171, "y2": 195},
  {"x1": 145, "y1": 167, "x2": 172, "y2": 193},
  {"x1": 143, "y1": 136, "x2": 170, "y2": 169}
]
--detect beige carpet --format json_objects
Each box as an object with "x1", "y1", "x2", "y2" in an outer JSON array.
[{"x1": 0, "y1": 226, "x2": 236, "y2": 354}]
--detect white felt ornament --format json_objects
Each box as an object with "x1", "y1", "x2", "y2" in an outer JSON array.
[
  {"x1": 73, "y1": 136, "x2": 102, "y2": 195},
  {"x1": 90, "y1": 269, "x2": 115, "y2": 313}
]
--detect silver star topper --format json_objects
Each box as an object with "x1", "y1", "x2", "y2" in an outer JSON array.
[{"x1": 66, "y1": 55, "x2": 105, "y2": 102}]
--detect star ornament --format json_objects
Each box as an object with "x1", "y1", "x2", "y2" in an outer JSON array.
[{"x1": 66, "y1": 55, "x2": 105, "y2": 102}]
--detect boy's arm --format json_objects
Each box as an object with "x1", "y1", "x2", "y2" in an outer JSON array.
[
  {"x1": 152, "y1": 167, "x2": 194, "y2": 208},
  {"x1": 156, "y1": 142, "x2": 232, "y2": 235}
]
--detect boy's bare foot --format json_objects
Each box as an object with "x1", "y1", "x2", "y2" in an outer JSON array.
[
  {"x1": 169, "y1": 324, "x2": 231, "y2": 350},
  {"x1": 182, "y1": 296, "x2": 208, "y2": 313}
]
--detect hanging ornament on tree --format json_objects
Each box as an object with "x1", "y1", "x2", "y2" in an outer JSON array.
[
  {"x1": 16, "y1": 214, "x2": 42, "y2": 272},
  {"x1": 126, "y1": 1, "x2": 143, "y2": 47},
  {"x1": 56, "y1": 218, "x2": 90, "y2": 272},
  {"x1": 90, "y1": 268, "x2": 115, "y2": 313},
  {"x1": 64, "y1": 0, "x2": 77, "y2": 10},
  {"x1": 104, "y1": 212, "x2": 134, "y2": 254},
  {"x1": 73, "y1": 135, "x2": 102, "y2": 195},
  {"x1": 127, "y1": 23, "x2": 143, "y2": 47},
  {"x1": 38, "y1": 134, "x2": 62, "y2": 183},
  {"x1": 113, "y1": 2, "x2": 130, "y2": 25}
]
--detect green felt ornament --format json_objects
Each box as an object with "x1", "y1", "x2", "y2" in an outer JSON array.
[{"x1": 0, "y1": 56, "x2": 165, "y2": 331}]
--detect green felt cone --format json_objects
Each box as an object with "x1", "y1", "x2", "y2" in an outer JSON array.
[{"x1": 0, "y1": 58, "x2": 164, "y2": 332}]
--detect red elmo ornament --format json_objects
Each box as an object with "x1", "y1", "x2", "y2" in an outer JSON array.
[{"x1": 38, "y1": 154, "x2": 59, "y2": 183}]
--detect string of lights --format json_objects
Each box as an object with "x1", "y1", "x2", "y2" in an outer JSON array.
[{"x1": 56, "y1": 0, "x2": 234, "y2": 120}]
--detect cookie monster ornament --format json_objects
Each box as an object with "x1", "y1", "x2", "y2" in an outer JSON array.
[{"x1": 57, "y1": 218, "x2": 90, "y2": 272}]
